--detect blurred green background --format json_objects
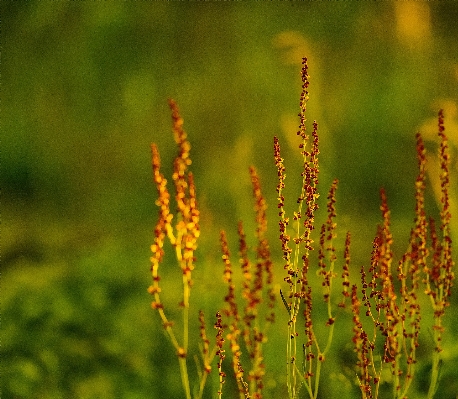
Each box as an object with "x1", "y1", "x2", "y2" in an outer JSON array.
[{"x1": 2, "y1": 2, "x2": 458, "y2": 398}]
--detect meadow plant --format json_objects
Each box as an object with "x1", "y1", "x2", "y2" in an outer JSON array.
[{"x1": 148, "y1": 58, "x2": 455, "y2": 399}]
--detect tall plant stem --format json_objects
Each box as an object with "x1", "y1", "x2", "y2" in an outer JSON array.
[
  {"x1": 179, "y1": 356, "x2": 192, "y2": 399},
  {"x1": 427, "y1": 349, "x2": 440, "y2": 399},
  {"x1": 181, "y1": 258, "x2": 192, "y2": 399}
]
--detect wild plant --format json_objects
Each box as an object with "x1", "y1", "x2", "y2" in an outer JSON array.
[
  {"x1": 148, "y1": 58, "x2": 455, "y2": 399},
  {"x1": 148, "y1": 99, "x2": 204, "y2": 399}
]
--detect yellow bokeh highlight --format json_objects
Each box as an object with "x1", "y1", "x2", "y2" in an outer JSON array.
[{"x1": 395, "y1": 2, "x2": 431, "y2": 48}]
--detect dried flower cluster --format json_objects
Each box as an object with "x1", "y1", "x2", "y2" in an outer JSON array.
[
  {"x1": 274, "y1": 58, "x2": 340, "y2": 399},
  {"x1": 148, "y1": 99, "x2": 204, "y2": 399},
  {"x1": 218, "y1": 165, "x2": 276, "y2": 399},
  {"x1": 337, "y1": 110, "x2": 455, "y2": 399},
  {"x1": 149, "y1": 58, "x2": 454, "y2": 399}
]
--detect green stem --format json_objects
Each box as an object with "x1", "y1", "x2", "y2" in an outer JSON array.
[
  {"x1": 181, "y1": 253, "x2": 191, "y2": 398},
  {"x1": 295, "y1": 363, "x2": 313, "y2": 399},
  {"x1": 183, "y1": 276, "x2": 190, "y2": 352},
  {"x1": 321, "y1": 322, "x2": 334, "y2": 359},
  {"x1": 313, "y1": 361, "x2": 321, "y2": 399},
  {"x1": 179, "y1": 356, "x2": 192, "y2": 399},
  {"x1": 427, "y1": 346, "x2": 441, "y2": 398}
]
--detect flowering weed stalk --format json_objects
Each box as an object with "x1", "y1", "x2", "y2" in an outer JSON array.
[
  {"x1": 219, "y1": 165, "x2": 276, "y2": 399},
  {"x1": 149, "y1": 99, "x2": 212, "y2": 399},
  {"x1": 340, "y1": 111, "x2": 454, "y2": 399},
  {"x1": 274, "y1": 58, "x2": 340, "y2": 399},
  {"x1": 149, "y1": 58, "x2": 455, "y2": 399}
]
